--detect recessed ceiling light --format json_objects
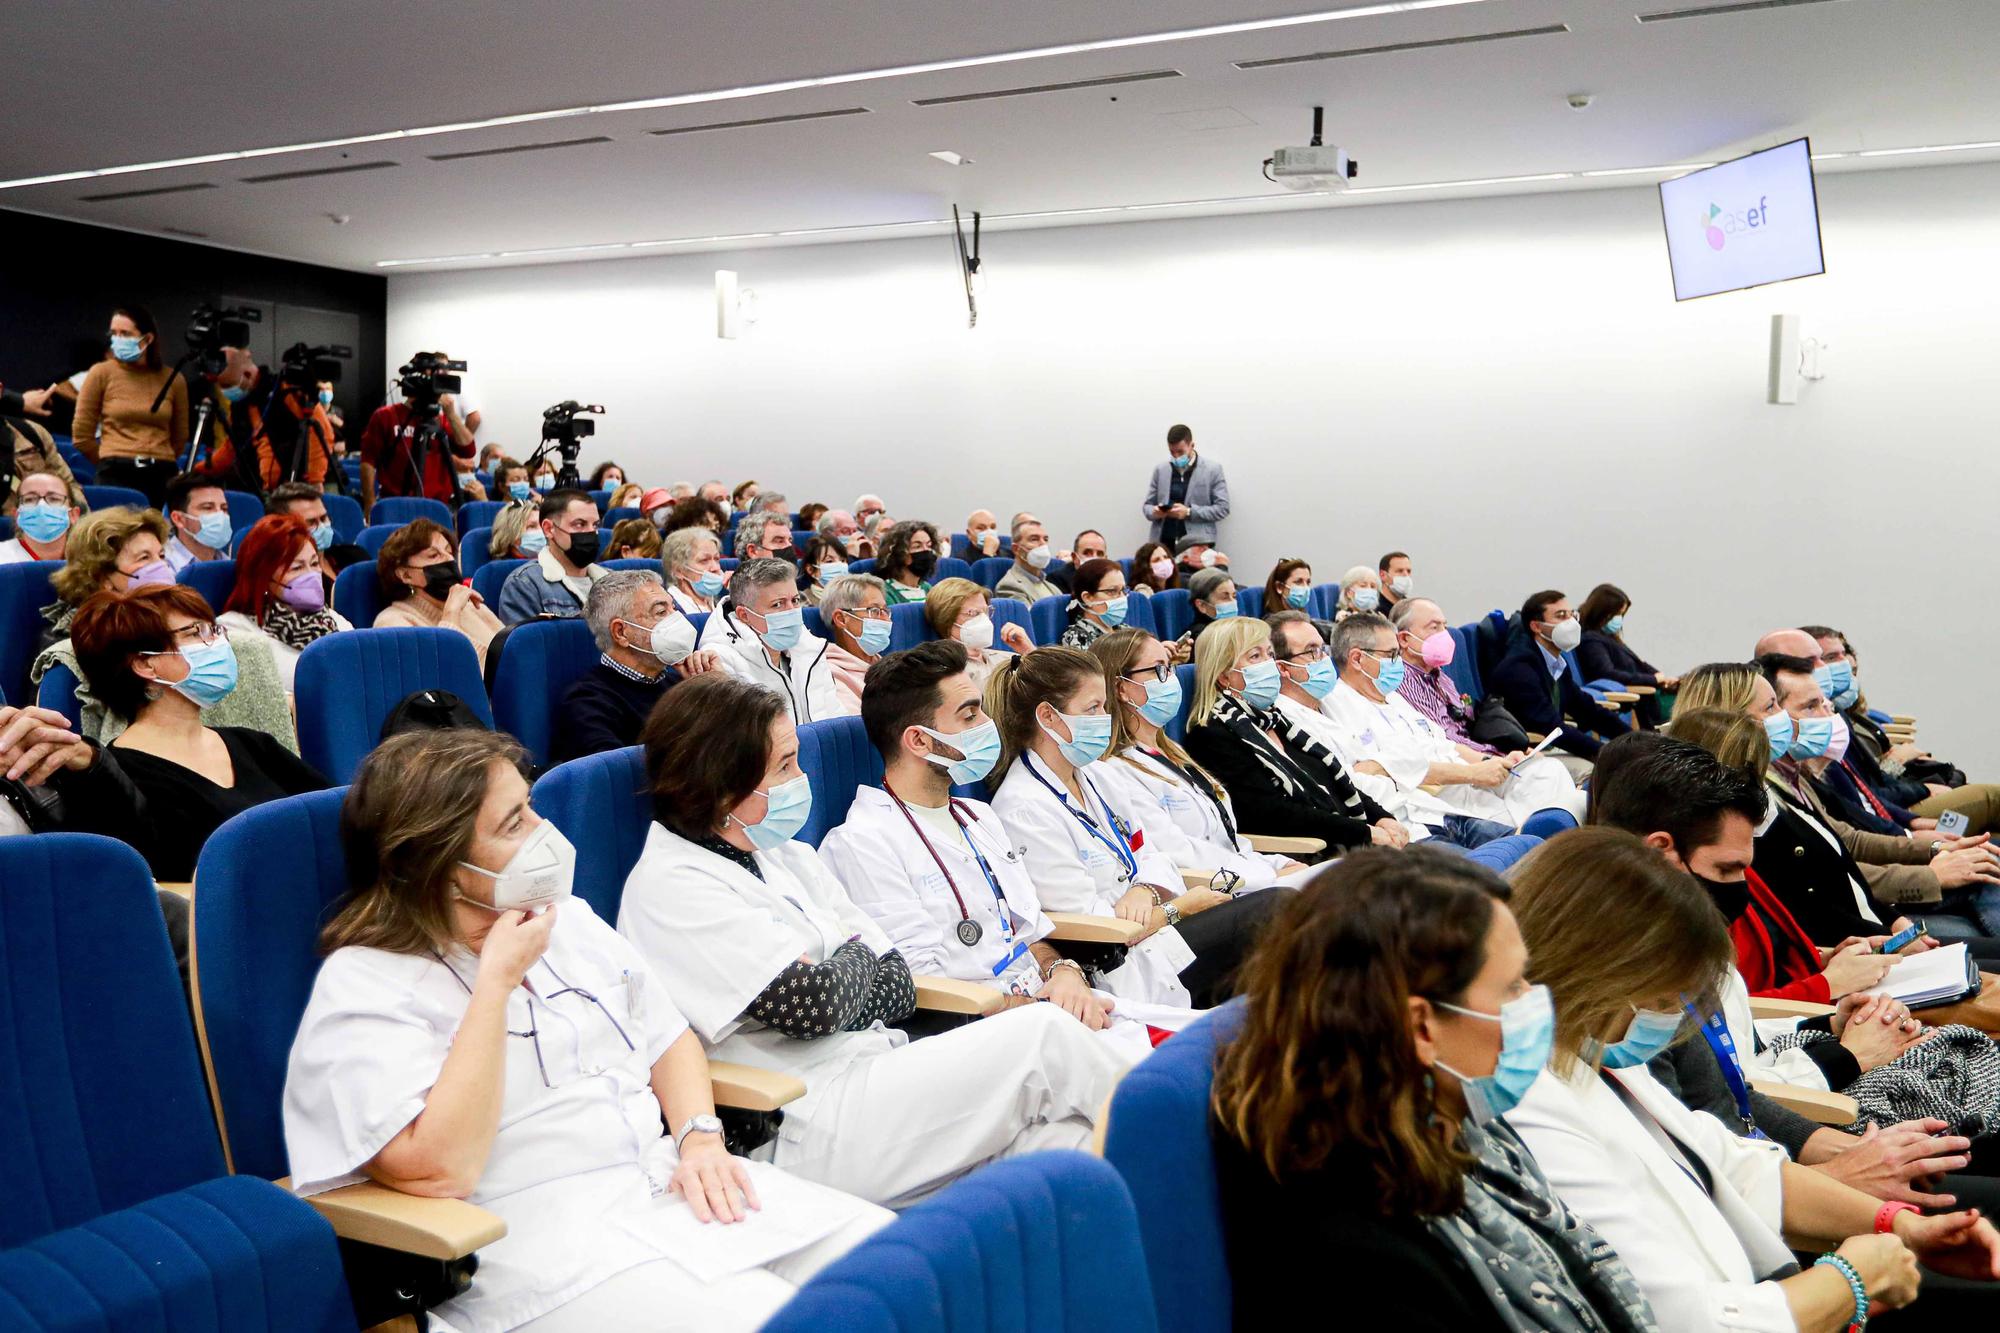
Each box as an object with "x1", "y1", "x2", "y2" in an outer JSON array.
[
  {"x1": 1578, "y1": 163, "x2": 1716, "y2": 177},
  {"x1": 929, "y1": 150, "x2": 972, "y2": 166},
  {"x1": 1853, "y1": 139, "x2": 2000, "y2": 158}
]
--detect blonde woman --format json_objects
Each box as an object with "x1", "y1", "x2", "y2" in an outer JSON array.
[
  {"x1": 608, "y1": 481, "x2": 646, "y2": 514},
  {"x1": 489, "y1": 500, "x2": 545, "y2": 561},
  {"x1": 6, "y1": 417, "x2": 87, "y2": 515},
  {"x1": 923, "y1": 577, "x2": 1032, "y2": 690}
]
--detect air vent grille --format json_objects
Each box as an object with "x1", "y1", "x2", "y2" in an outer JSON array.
[
  {"x1": 429, "y1": 136, "x2": 614, "y2": 161},
  {"x1": 648, "y1": 107, "x2": 870, "y2": 136},
  {"x1": 1638, "y1": 0, "x2": 1845, "y2": 23},
  {"x1": 240, "y1": 160, "x2": 398, "y2": 184},
  {"x1": 1236, "y1": 24, "x2": 1568, "y2": 69},
  {"x1": 78, "y1": 181, "x2": 217, "y2": 202},
  {"x1": 912, "y1": 69, "x2": 1180, "y2": 107}
]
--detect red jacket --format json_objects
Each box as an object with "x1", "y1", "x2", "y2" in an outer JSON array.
[{"x1": 1733, "y1": 867, "x2": 1831, "y2": 1005}]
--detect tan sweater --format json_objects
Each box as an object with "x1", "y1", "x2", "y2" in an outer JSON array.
[
  {"x1": 374, "y1": 594, "x2": 503, "y2": 672},
  {"x1": 71, "y1": 360, "x2": 188, "y2": 462}
]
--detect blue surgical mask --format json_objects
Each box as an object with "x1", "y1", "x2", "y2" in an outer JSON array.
[
  {"x1": 754, "y1": 606, "x2": 804, "y2": 653},
  {"x1": 317, "y1": 389, "x2": 334, "y2": 408},
  {"x1": 309, "y1": 519, "x2": 334, "y2": 551},
  {"x1": 1133, "y1": 673, "x2": 1184, "y2": 726},
  {"x1": 1591, "y1": 1005, "x2": 1685, "y2": 1070},
  {"x1": 1762, "y1": 711, "x2": 1795, "y2": 763},
  {"x1": 1432, "y1": 984, "x2": 1554, "y2": 1123},
  {"x1": 1170, "y1": 454, "x2": 1193, "y2": 471},
  {"x1": 1238, "y1": 659, "x2": 1282, "y2": 710},
  {"x1": 1788, "y1": 714, "x2": 1836, "y2": 760},
  {"x1": 186, "y1": 511, "x2": 233, "y2": 552},
  {"x1": 509, "y1": 481, "x2": 532, "y2": 503},
  {"x1": 110, "y1": 334, "x2": 144, "y2": 363},
  {"x1": 152, "y1": 639, "x2": 240, "y2": 709},
  {"x1": 1300, "y1": 657, "x2": 1339, "y2": 700},
  {"x1": 1041, "y1": 709, "x2": 1114, "y2": 767},
  {"x1": 694, "y1": 570, "x2": 726, "y2": 598},
  {"x1": 1814, "y1": 661, "x2": 1856, "y2": 712},
  {"x1": 1372, "y1": 654, "x2": 1406, "y2": 697},
  {"x1": 1095, "y1": 595, "x2": 1129, "y2": 628},
  {"x1": 220, "y1": 384, "x2": 248, "y2": 403},
  {"x1": 1603, "y1": 615, "x2": 1625, "y2": 635},
  {"x1": 1285, "y1": 586, "x2": 1311, "y2": 610},
  {"x1": 733, "y1": 774, "x2": 813, "y2": 850},
  {"x1": 519, "y1": 526, "x2": 548, "y2": 555},
  {"x1": 847, "y1": 611, "x2": 891, "y2": 656},
  {"x1": 1351, "y1": 587, "x2": 1380, "y2": 612},
  {"x1": 817, "y1": 560, "x2": 849, "y2": 585},
  {"x1": 919, "y1": 718, "x2": 1002, "y2": 785},
  {"x1": 1210, "y1": 601, "x2": 1238, "y2": 621},
  {"x1": 16, "y1": 501, "x2": 72, "y2": 544}
]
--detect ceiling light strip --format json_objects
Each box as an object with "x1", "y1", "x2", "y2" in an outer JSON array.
[{"x1": 2, "y1": 0, "x2": 1502, "y2": 191}]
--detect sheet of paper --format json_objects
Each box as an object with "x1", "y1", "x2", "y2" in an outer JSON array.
[
  {"x1": 1879, "y1": 942, "x2": 1974, "y2": 1007},
  {"x1": 610, "y1": 1160, "x2": 872, "y2": 1284}
]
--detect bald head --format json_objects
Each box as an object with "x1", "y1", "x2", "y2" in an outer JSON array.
[{"x1": 1754, "y1": 628, "x2": 1822, "y2": 663}]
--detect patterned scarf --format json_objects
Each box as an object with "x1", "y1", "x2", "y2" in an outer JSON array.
[
  {"x1": 1769, "y1": 1023, "x2": 2000, "y2": 1135},
  {"x1": 1212, "y1": 690, "x2": 1371, "y2": 816},
  {"x1": 1427, "y1": 1119, "x2": 1657, "y2": 1333},
  {"x1": 261, "y1": 600, "x2": 342, "y2": 651}
]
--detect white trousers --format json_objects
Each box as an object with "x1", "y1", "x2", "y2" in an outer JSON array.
[
  {"x1": 770, "y1": 1001, "x2": 1130, "y2": 1209},
  {"x1": 513, "y1": 1210, "x2": 891, "y2": 1333}
]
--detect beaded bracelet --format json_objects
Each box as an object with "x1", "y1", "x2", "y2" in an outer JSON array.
[{"x1": 1813, "y1": 1254, "x2": 1869, "y2": 1332}]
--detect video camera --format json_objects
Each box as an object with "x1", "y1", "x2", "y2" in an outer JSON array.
[
  {"x1": 279, "y1": 341, "x2": 350, "y2": 390},
  {"x1": 396, "y1": 352, "x2": 466, "y2": 414},
  {"x1": 530, "y1": 400, "x2": 604, "y2": 489},
  {"x1": 182, "y1": 303, "x2": 259, "y2": 379}
]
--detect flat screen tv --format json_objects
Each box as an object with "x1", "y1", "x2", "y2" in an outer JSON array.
[{"x1": 1659, "y1": 137, "x2": 1825, "y2": 301}]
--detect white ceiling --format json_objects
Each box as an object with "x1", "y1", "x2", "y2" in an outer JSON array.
[{"x1": 6, "y1": 0, "x2": 1997, "y2": 272}]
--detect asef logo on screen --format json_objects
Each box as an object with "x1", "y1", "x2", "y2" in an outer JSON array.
[{"x1": 1700, "y1": 197, "x2": 1771, "y2": 251}]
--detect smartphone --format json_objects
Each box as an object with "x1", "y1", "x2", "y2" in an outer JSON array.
[
  {"x1": 1937, "y1": 811, "x2": 1971, "y2": 838},
  {"x1": 1876, "y1": 921, "x2": 1928, "y2": 954}
]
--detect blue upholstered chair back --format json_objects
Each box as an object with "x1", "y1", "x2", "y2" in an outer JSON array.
[
  {"x1": 322, "y1": 492, "x2": 365, "y2": 543},
  {"x1": 1163, "y1": 663, "x2": 1198, "y2": 745},
  {"x1": 333, "y1": 562, "x2": 389, "y2": 628},
  {"x1": 888, "y1": 601, "x2": 933, "y2": 652},
  {"x1": 0, "y1": 561, "x2": 56, "y2": 706},
  {"x1": 79, "y1": 484, "x2": 146, "y2": 512},
  {"x1": 766, "y1": 1152, "x2": 1159, "y2": 1333},
  {"x1": 988, "y1": 596, "x2": 1032, "y2": 645},
  {"x1": 1102, "y1": 1001, "x2": 1244, "y2": 1333},
  {"x1": 1447, "y1": 623, "x2": 1484, "y2": 699},
  {"x1": 1308, "y1": 582, "x2": 1341, "y2": 620},
  {"x1": 1235, "y1": 587, "x2": 1264, "y2": 619},
  {"x1": 532, "y1": 746, "x2": 650, "y2": 921},
  {"x1": 223, "y1": 489, "x2": 265, "y2": 534},
  {"x1": 368, "y1": 496, "x2": 452, "y2": 529},
  {"x1": 356, "y1": 523, "x2": 401, "y2": 556},
  {"x1": 34, "y1": 659, "x2": 85, "y2": 727},
  {"x1": 933, "y1": 556, "x2": 974, "y2": 585},
  {"x1": 1028, "y1": 594, "x2": 1070, "y2": 646},
  {"x1": 1121, "y1": 592, "x2": 1158, "y2": 637},
  {"x1": 177, "y1": 557, "x2": 237, "y2": 611},
  {"x1": 489, "y1": 618, "x2": 603, "y2": 766},
  {"x1": 456, "y1": 499, "x2": 505, "y2": 536},
  {"x1": 472, "y1": 557, "x2": 528, "y2": 607},
  {"x1": 460, "y1": 524, "x2": 498, "y2": 576},
  {"x1": 294, "y1": 627, "x2": 493, "y2": 782},
  {"x1": 970, "y1": 556, "x2": 1013, "y2": 590},
  {"x1": 1149, "y1": 589, "x2": 1194, "y2": 642},
  {"x1": 0, "y1": 836, "x2": 227, "y2": 1245}
]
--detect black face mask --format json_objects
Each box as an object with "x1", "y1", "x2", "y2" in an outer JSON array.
[
  {"x1": 1693, "y1": 872, "x2": 1751, "y2": 924},
  {"x1": 908, "y1": 550, "x2": 938, "y2": 579},
  {"x1": 561, "y1": 529, "x2": 601, "y2": 567},
  {"x1": 419, "y1": 561, "x2": 463, "y2": 600}
]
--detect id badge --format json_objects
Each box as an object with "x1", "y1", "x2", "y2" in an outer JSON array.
[{"x1": 1137, "y1": 925, "x2": 1196, "y2": 973}]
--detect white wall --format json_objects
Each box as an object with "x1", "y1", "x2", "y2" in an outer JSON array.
[{"x1": 390, "y1": 160, "x2": 2000, "y2": 775}]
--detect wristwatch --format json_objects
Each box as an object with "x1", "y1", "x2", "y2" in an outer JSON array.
[
  {"x1": 1162, "y1": 902, "x2": 1182, "y2": 927},
  {"x1": 675, "y1": 1113, "x2": 724, "y2": 1148}
]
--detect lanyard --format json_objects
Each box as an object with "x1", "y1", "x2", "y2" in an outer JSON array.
[
  {"x1": 885, "y1": 786, "x2": 1026, "y2": 971},
  {"x1": 1134, "y1": 746, "x2": 1236, "y2": 843},
  {"x1": 1023, "y1": 752, "x2": 1139, "y2": 882},
  {"x1": 1687, "y1": 1002, "x2": 1767, "y2": 1140}
]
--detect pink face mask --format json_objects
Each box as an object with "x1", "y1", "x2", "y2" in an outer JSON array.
[
  {"x1": 1149, "y1": 558, "x2": 1174, "y2": 581},
  {"x1": 1419, "y1": 630, "x2": 1456, "y2": 669},
  {"x1": 279, "y1": 568, "x2": 326, "y2": 612},
  {"x1": 1825, "y1": 714, "x2": 1852, "y2": 764},
  {"x1": 126, "y1": 560, "x2": 174, "y2": 589}
]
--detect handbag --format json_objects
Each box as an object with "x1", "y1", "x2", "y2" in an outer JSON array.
[{"x1": 1469, "y1": 697, "x2": 1534, "y2": 753}]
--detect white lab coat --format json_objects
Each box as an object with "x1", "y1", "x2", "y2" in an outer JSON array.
[
  {"x1": 696, "y1": 601, "x2": 843, "y2": 723},
  {"x1": 1319, "y1": 681, "x2": 1587, "y2": 826},
  {"x1": 1719, "y1": 967, "x2": 1835, "y2": 1091},
  {"x1": 618, "y1": 822, "x2": 1131, "y2": 1207},
  {"x1": 1092, "y1": 747, "x2": 1294, "y2": 891},
  {"x1": 990, "y1": 753, "x2": 1195, "y2": 1007},
  {"x1": 282, "y1": 898, "x2": 883, "y2": 1333},
  {"x1": 1506, "y1": 1061, "x2": 1796, "y2": 1333},
  {"x1": 668, "y1": 582, "x2": 718, "y2": 617},
  {"x1": 1271, "y1": 694, "x2": 1433, "y2": 842}
]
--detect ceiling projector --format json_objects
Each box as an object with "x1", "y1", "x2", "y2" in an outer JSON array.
[{"x1": 1268, "y1": 106, "x2": 1358, "y2": 192}]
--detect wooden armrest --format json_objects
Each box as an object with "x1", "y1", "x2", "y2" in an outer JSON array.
[
  {"x1": 1180, "y1": 868, "x2": 1219, "y2": 890},
  {"x1": 1046, "y1": 911, "x2": 1145, "y2": 944},
  {"x1": 1418, "y1": 783, "x2": 1444, "y2": 796},
  {"x1": 1891, "y1": 714, "x2": 1916, "y2": 726},
  {"x1": 1244, "y1": 833, "x2": 1325, "y2": 855},
  {"x1": 1749, "y1": 997, "x2": 1837, "y2": 1020},
  {"x1": 156, "y1": 880, "x2": 193, "y2": 899},
  {"x1": 1626, "y1": 685, "x2": 1657, "y2": 695},
  {"x1": 278, "y1": 1177, "x2": 505, "y2": 1261},
  {"x1": 914, "y1": 975, "x2": 1005, "y2": 1016},
  {"x1": 1526, "y1": 731, "x2": 1548, "y2": 743},
  {"x1": 709, "y1": 1060, "x2": 805, "y2": 1112},
  {"x1": 1601, "y1": 691, "x2": 1641, "y2": 705},
  {"x1": 1748, "y1": 1080, "x2": 1859, "y2": 1127}
]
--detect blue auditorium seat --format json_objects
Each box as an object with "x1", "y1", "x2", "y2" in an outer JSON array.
[
  {"x1": 1446, "y1": 624, "x2": 1483, "y2": 699},
  {"x1": 1149, "y1": 589, "x2": 1194, "y2": 642},
  {"x1": 456, "y1": 499, "x2": 505, "y2": 536},
  {"x1": 1029, "y1": 594, "x2": 1071, "y2": 646},
  {"x1": 293, "y1": 627, "x2": 493, "y2": 781},
  {"x1": 0, "y1": 834, "x2": 351, "y2": 1333},
  {"x1": 588, "y1": 488, "x2": 614, "y2": 515},
  {"x1": 888, "y1": 600, "x2": 934, "y2": 652},
  {"x1": 333, "y1": 563, "x2": 389, "y2": 629},
  {"x1": 971, "y1": 556, "x2": 1013, "y2": 590},
  {"x1": 0, "y1": 516, "x2": 10, "y2": 541},
  {"x1": 56, "y1": 439, "x2": 95, "y2": 483},
  {"x1": 988, "y1": 595, "x2": 1032, "y2": 646},
  {"x1": 461, "y1": 524, "x2": 499, "y2": 575},
  {"x1": 488, "y1": 618, "x2": 604, "y2": 767},
  {"x1": 933, "y1": 555, "x2": 973, "y2": 585},
  {"x1": 223, "y1": 488, "x2": 264, "y2": 533},
  {"x1": 473, "y1": 557, "x2": 529, "y2": 607},
  {"x1": 533, "y1": 746, "x2": 650, "y2": 921},
  {"x1": 177, "y1": 556, "x2": 237, "y2": 611},
  {"x1": 0, "y1": 562, "x2": 57, "y2": 706},
  {"x1": 791, "y1": 528, "x2": 815, "y2": 551},
  {"x1": 356, "y1": 522, "x2": 403, "y2": 556},
  {"x1": 35, "y1": 659, "x2": 84, "y2": 728},
  {"x1": 765, "y1": 1153, "x2": 1157, "y2": 1333},
  {"x1": 1122, "y1": 592, "x2": 1158, "y2": 637},
  {"x1": 322, "y1": 492, "x2": 365, "y2": 543},
  {"x1": 79, "y1": 483, "x2": 147, "y2": 512},
  {"x1": 948, "y1": 533, "x2": 1012, "y2": 562},
  {"x1": 1163, "y1": 663, "x2": 1197, "y2": 744},
  {"x1": 602, "y1": 557, "x2": 657, "y2": 572},
  {"x1": 1308, "y1": 583, "x2": 1342, "y2": 620},
  {"x1": 368, "y1": 495, "x2": 452, "y2": 528},
  {"x1": 1236, "y1": 587, "x2": 1264, "y2": 619},
  {"x1": 606, "y1": 506, "x2": 644, "y2": 527},
  {"x1": 850, "y1": 558, "x2": 876, "y2": 575}
]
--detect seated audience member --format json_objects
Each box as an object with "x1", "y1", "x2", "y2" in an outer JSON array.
[
  {"x1": 1577, "y1": 582, "x2": 1676, "y2": 728},
  {"x1": 492, "y1": 458, "x2": 535, "y2": 505},
  {"x1": 285, "y1": 729, "x2": 888, "y2": 1332},
  {"x1": 1375, "y1": 550, "x2": 1414, "y2": 618},
  {"x1": 5, "y1": 416, "x2": 87, "y2": 517},
  {"x1": 1485, "y1": 590, "x2": 1630, "y2": 763},
  {"x1": 872, "y1": 519, "x2": 940, "y2": 605},
  {"x1": 608, "y1": 516, "x2": 660, "y2": 560},
  {"x1": 607, "y1": 481, "x2": 646, "y2": 514},
  {"x1": 488, "y1": 500, "x2": 542, "y2": 561},
  {"x1": 696, "y1": 557, "x2": 841, "y2": 722},
  {"x1": 1183, "y1": 618, "x2": 1405, "y2": 853},
  {"x1": 924, "y1": 577, "x2": 1031, "y2": 689},
  {"x1": 265, "y1": 481, "x2": 338, "y2": 553},
  {"x1": 0, "y1": 471, "x2": 81, "y2": 563},
  {"x1": 589, "y1": 459, "x2": 627, "y2": 491},
  {"x1": 823, "y1": 641, "x2": 1147, "y2": 1039},
  {"x1": 1506, "y1": 827, "x2": 2000, "y2": 1329},
  {"x1": 374, "y1": 519, "x2": 504, "y2": 671},
  {"x1": 734, "y1": 511, "x2": 794, "y2": 567},
  {"x1": 70, "y1": 305, "x2": 188, "y2": 507},
  {"x1": 551, "y1": 571, "x2": 713, "y2": 765},
  {"x1": 729, "y1": 480, "x2": 760, "y2": 515},
  {"x1": 162, "y1": 471, "x2": 233, "y2": 572},
  {"x1": 1212, "y1": 848, "x2": 1659, "y2": 1332},
  {"x1": 218, "y1": 514, "x2": 350, "y2": 693},
  {"x1": 1184, "y1": 567, "x2": 1239, "y2": 642},
  {"x1": 1262, "y1": 558, "x2": 1314, "y2": 615},
  {"x1": 1390, "y1": 598, "x2": 1505, "y2": 756},
  {"x1": 961, "y1": 508, "x2": 1003, "y2": 560},
  {"x1": 474, "y1": 442, "x2": 506, "y2": 475},
  {"x1": 35, "y1": 506, "x2": 174, "y2": 657},
  {"x1": 749, "y1": 489, "x2": 788, "y2": 520},
  {"x1": 497, "y1": 489, "x2": 609, "y2": 625},
  {"x1": 857, "y1": 510, "x2": 893, "y2": 561},
  {"x1": 662, "y1": 494, "x2": 729, "y2": 538},
  {"x1": 814, "y1": 508, "x2": 862, "y2": 550},
  {"x1": 1334, "y1": 565, "x2": 1382, "y2": 620},
  {"x1": 854, "y1": 492, "x2": 886, "y2": 527},
  {"x1": 1173, "y1": 534, "x2": 1229, "y2": 582},
  {"x1": 996, "y1": 517, "x2": 1063, "y2": 604},
  {"x1": 697, "y1": 479, "x2": 730, "y2": 509},
  {"x1": 801, "y1": 535, "x2": 850, "y2": 606},
  {"x1": 1047, "y1": 530, "x2": 1110, "y2": 595},
  {"x1": 796, "y1": 501, "x2": 827, "y2": 532},
  {"x1": 984, "y1": 645, "x2": 1282, "y2": 1008},
  {"x1": 1130, "y1": 540, "x2": 1176, "y2": 595},
  {"x1": 641, "y1": 487, "x2": 675, "y2": 527},
  {"x1": 619, "y1": 673, "x2": 1128, "y2": 1206},
  {"x1": 1059, "y1": 558, "x2": 1130, "y2": 651},
  {"x1": 1318, "y1": 612, "x2": 1586, "y2": 829},
  {"x1": 69, "y1": 586, "x2": 327, "y2": 879},
  {"x1": 661, "y1": 526, "x2": 726, "y2": 615},
  {"x1": 817, "y1": 572, "x2": 893, "y2": 715},
  {"x1": 1087, "y1": 628, "x2": 1306, "y2": 891}
]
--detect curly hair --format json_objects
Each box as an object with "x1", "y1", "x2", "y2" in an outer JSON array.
[{"x1": 873, "y1": 519, "x2": 940, "y2": 582}]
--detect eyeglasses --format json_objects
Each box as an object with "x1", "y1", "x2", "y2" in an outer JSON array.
[
  {"x1": 1284, "y1": 646, "x2": 1331, "y2": 663},
  {"x1": 1356, "y1": 647, "x2": 1398, "y2": 661},
  {"x1": 1121, "y1": 662, "x2": 1173, "y2": 684},
  {"x1": 169, "y1": 621, "x2": 225, "y2": 646}
]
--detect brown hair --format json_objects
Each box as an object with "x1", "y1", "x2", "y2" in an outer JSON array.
[
  {"x1": 643, "y1": 673, "x2": 788, "y2": 838},
  {"x1": 325, "y1": 730, "x2": 533, "y2": 956},
  {"x1": 980, "y1": 645, "x2": 1101, "y2": 787},
  {"x1": 1089, "y1": 626, "x2": 1223, "y2": 798},
  {"x1": 375, "y1": 518, "x2": 457, "y2": 599},
  {"x1": 1576, "y1": 582, "x2": 1629, "y2": 633},
  {"x1": 1131, "y1": 541, "x2": 1175, "y2": 592},
  {"x1": 662, "y1": 495, "x2": 728, "y2": 536},
  {"x1": 51, "y1": 506, "x2": 169, "y2": 605},
  {"x1": 70, "y1": 584, "x2": 218, "y2": 721},
  {"x1": 1262, "y1": 558, "x2": 1312, "y2": 613},
  {"x1": 1212, "y1": 847, "x2": 1506, "y2": 1215},
  {"x1": 1664, "y1": 707, "x2": 1771, "y2": 784},
  {"x1": 609, "y1": 516, "x2": 661, "y2": 559},
  {"x1": 1507, "y1": 826, "x2": 1734, "y2": 1075},
  {"x1": 1674, "y1": 661, "x2": 1761, "y2": 715}
]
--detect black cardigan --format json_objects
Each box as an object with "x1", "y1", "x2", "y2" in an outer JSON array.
[
  {"x1": 1184, "y1": 694, "x2": 1389, "y2": 849},
  {"x1": 1576, "y1": 629, "x2": 1659, "y2": 688}
]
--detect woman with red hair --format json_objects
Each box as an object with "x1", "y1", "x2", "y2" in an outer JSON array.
[{"x1": 220, "y1": 512, "x2": 351, "y2": 692}]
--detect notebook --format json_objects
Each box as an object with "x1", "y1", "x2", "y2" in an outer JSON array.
[{"x1": 1879, "y1": 942, "x2": 1981, "y2": 1009}]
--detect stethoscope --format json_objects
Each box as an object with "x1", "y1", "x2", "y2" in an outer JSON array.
[
  {"x1": 884, "y1": 785, "x2": 1017, "y2": 954},
  {"x1": 1021, "y1": 752, "x2": 1139, "y2": 883}
]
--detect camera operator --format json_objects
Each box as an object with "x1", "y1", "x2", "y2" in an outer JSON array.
[{"x1": 358, "y1": 351, "x2": 472, "y2": 513}]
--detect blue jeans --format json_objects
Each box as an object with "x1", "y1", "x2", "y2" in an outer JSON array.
[
  {"x1": 1917, "y1": 886, "x2": 2000, "y2": 942},
  {"x1": 1430, "y1": 814, "x2": 1515, "y2": 849}
]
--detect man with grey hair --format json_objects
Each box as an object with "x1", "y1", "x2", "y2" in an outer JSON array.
[
  {"x1": 752, "y1": 489, "x2": 789, "y2": 517},
  {"x1": 819, "y1": 572, "x2": 892, "y2": 713},
  {"x1": 696, "y1": 556, "x2": 842, "y2": 720},
  {"x1": 735, "y1": 512, "x2": 795, "y2": 562},
  {"x1": 996, "y1": 516, "x2": 1063, "y2": 604},
  {"x1": 668, "y1": 481, "x2": 695, "y2": 500},
  {"x1": 552, "y1": 571, "x2": 720, "y2": 764},
  {"x1": 855, "y1": 493, "x2": 887, "y2": 527},
  {"x1": 697, "y1": 479, "x2": 729, "y2": 508},
  {"x1": 816, "y1": 508, "x2": 862, "y2": 548}
]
